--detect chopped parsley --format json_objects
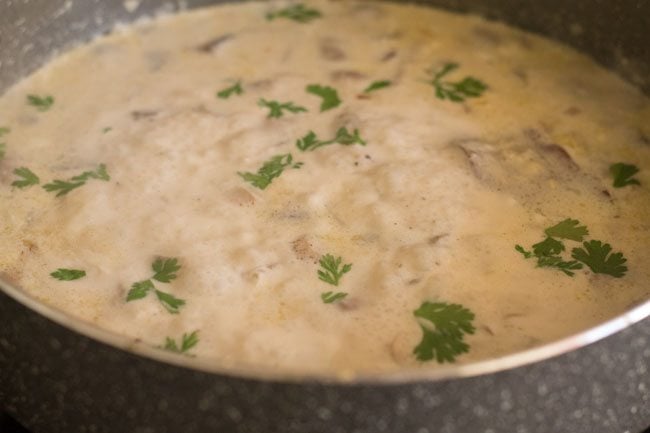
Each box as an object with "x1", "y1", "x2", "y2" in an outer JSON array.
[
  {"x1": 11, "y1": 167, "x2": 40, "y2": 188},
  {"x1": 427, "y1": 63, "x2": 487, "y2": 102},
  {"x1": 321, "y1": 291, "x2": 348, "y2": 304},
  {"x1": 609, "y1": 163, "x2": 640, "y2": 188},
  {"x1": 571, "y1": 240, "x2": 628, "y2": 278},
  {"x1": 126, "y1": 257, "x2": 186, "y2": 314},
  {"x1": 318, "y1": 254, "x2": 352, "y2": 286},
  {"x1": 102, "y1": 127, "x2": 113, "y2": 133},
  {"x1": 27, "y1": 94, "x2": 54, "y2": 111},
  {"x1": 50, "y1": 268, "x2": 86, "y2": 281},
  {"x1": 42, "y1": 164, "x2": 110, "y2": 196},
  {"x1": 266, "y1": 4, "x2": 322, "y2": 23},
  {"x1": 413, "y1": 301, "x2": 476, "y2": 363},
  {"x1": 162, "y1": 330, "x2": 199, "y2": 355},
  {"x1": 0, "y1": 127, "x2": 9, "y2": 136},
  {"x1": 544, "y1": 218, "x2": 589, "y2": 241},
  {"x1": 363, "y1": 80, "x2": 392, "y2": 93},
  {"x1": 516, "y1": 218, "x2": 627, "y2": 278},
  {"x1": 217, "y1": 81, "x2": 243, "y2": 99},
  {"x1": 237, "y1": 153, "x2": 303, "y2": 189},
  {"x1": 305, "y1": 84, "x2": 341, "y2": 111},
  {"x1": 258, "y1": 98, "x2": 307, "y2": 118},
  {"x1": 152, "y1": 257, "x2": 181, "y2": 282},
  {"x1": 296, "y1": 127, "x2": 366, "y2": 152},
  {"x1": 238, "y1": 153, "x2": 303, "y2": 190}
]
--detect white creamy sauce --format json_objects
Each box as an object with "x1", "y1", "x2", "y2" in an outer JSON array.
[{"x1": 0, "y1": 1, "x2": 649, "y2": 376}]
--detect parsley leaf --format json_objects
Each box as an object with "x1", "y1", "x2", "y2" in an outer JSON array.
[
  {"x1": 428, "y1": 63, "x2": 487, "y2": 103},
  {"x1": 163, "y1": 330, "x2": 199, "y2": 355},
  {"x1": 155, "y1": 289, "x2": 186, "y2": 314},
  {"x1": 152, "y1": 257, "x2": 181, "y2": 283},
  {"x1": 413, "y1": 301, "x2": 475, "y2": 363},
  {"x1": 571, "y1": 240, "x2": 628, "y2": 278},
  {"x1": 306, "y1": 84, "x2": 341, "y2": 111},
  {"x1": 27, "y1": 94, "x2": 54, "y2": 111},
  {"x1": 535, "y1": 255, "x2": 584, "y2": 276},
  {"x1": 258, "y1": 98, "x2": 307, "y2": 118},
  {"x1": 544, "y1": 218, "x2": 589, "y2": 241},
  {"x1": 318, "y1": 254, "x2": 352, "y2": 286},
  {"x1": 532, "y1": 237, "x2": 565, "y2": 257},
  {"x1": 42, "y1": 180, "x2": 85, "y2": 196},
  {"x1": 363, "y1": 80, "x2": 392, "y2": 93},
  {"x1": 333, "y1": 127, "x2": 366, "y2": 146},
  {"x1": 217, "y1": 81, "x2": 243, "y2": 99},
  {"x1": 43, "y1": 164, "x2": 110, "y2": 196},
  {"x1": 321, "y1": 291, "x2": 348, "y2": 304},
  {"x1": 266, "y1": 4, "x2": 322, "y2": 23},
  {"x1": 296, "y1": 131, "x2": 321, "y2": 151},
  {"x1": 296, "y1": 127, "x2": 366, "y2": 152},
  {"x1": 238, "y1": 153, "x2": 303, "y2": 190},
  {"x1": 514, "y1": 244, "x2": 533, "y2": 259},
  {"x1": 127, "y1": 279, "x2": 155, "y2": 301},
  {"x1": 516, "y1": 242, "x2": 583, "y2": 277},
  {"x1": 609, "y1": 163, "x2": 640, "y2": 188},
  {"x1": 102, "y1": 127, "x2": 112, "y2": 134},
  {"x1": 50, "y1": 268, "x2": 86, "y2": 281},
  {"x1": 11, "y1": 167, "x2": 40, "y2": 188},
  {"x1": 517, "y1": 219, "x2": 628, "y2": 277},
  {"x1": 126, "y1": 258, "x2": 186, "y2": 313},
  {"x1": 0, "y1": 127, "x2": 9, "y2": 136}
]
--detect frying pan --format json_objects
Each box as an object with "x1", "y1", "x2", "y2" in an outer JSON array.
[{"x1": 0, "y1": 1, "x2": 649, "y2": 432}]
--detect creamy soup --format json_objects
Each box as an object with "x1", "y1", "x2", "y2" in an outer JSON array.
[{"x1": 0, "y1": 0, "x2": 649, "y2": 377}]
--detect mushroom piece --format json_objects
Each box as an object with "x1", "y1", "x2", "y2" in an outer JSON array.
[
  {"x1": 291, "y1": 235, "x2": 320, "y2": 263},
  {"x1": 319, "y1": 38, "x2": 346, "y2": 61},
  {"x1": 195, "y1": 34, "x2": 234, "y2": 53}
]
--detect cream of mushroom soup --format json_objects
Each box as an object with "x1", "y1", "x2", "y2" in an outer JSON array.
[{"x1": 0, "y1": 1, "x2": 649, "y2": 377}]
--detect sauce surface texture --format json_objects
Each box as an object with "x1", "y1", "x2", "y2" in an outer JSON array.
[{"x1": 0, "y1": 0, "x2": 649, "y2": 376}]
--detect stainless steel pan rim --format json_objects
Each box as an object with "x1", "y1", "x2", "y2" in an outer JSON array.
[{"x1": 2, "y1": 278, "x2": 648, "y2": 384}]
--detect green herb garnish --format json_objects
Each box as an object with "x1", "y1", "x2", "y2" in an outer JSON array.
[
  {"x1": 126, "y1": 258, "x2": 186, "y2": 314},
  {"x1": 306, "y1": 84, "x2": 341, "y2": 111},
  {"x1": 217, "y1": 81, "x2": 243, "y2": 99},
  {"x1": 102, "y1": 127, "x2": 112, "y2": 134},
  {"x1": 11, "y1": 167, "x2": 40, "y2": 188},
  {"x1": 238, "y1": 153, "x2": 303, "y2": 190},
  {"x1": 318, "y1": 254, "x2": 352, "y2": 286},
  {"x1": 571, "y1": 240, "x2": 628, "y2": 278},
  {"x1": 152, "y1": 257, "x2": 181, "y2": 283},
  {"x1": 321, "y1": 291, "x2": 348, "y2": 304},
  {"x1": 544, "y1": 218, "x2": 589, "y2": 241},
  {"x1": 50, "y1": 268, "x2": 86, "y2": 281},
  {"x1": 0, "y1": 127, "x2": 9, "y2": 136},
  {"x1": 427, "y1": 63, "x2": 487, "y2": 103},
  {"x1": 258, "y1": 99, "x2": 307, "y2": 118},
  {"x1": 296, "y1": 127, "x2": 366, "y2": 152},
  {"x1": 27, "y1": 94, "x2": 54, "y2": 111},
  {"x1": 363, "y1": 80, "x2": 392, "y2": 93},
  {"x1": 42, "y1": 164, "x2": 110, "y2": 197},
  {"x1": 413, "y1": 301, "x2": 476, "y2": 363},
  {"x1": 515, "y1": 243, "x2": 583, "y2": 277},
  {"x1": 162, "y1": 331, "x2": 199, "y2": 355},
  {"x1": 266, "y1": 4, "x2": 322, "y2": 23},
  {"x1": 609, "y1": 163, "x2": 640, "y2": 188},
  {"x1": 155, "y1": 290, "x2": 187, "y2": 314},
  {"x1": 516, "y1": 219, "x2": 627, "y2": 278}
]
